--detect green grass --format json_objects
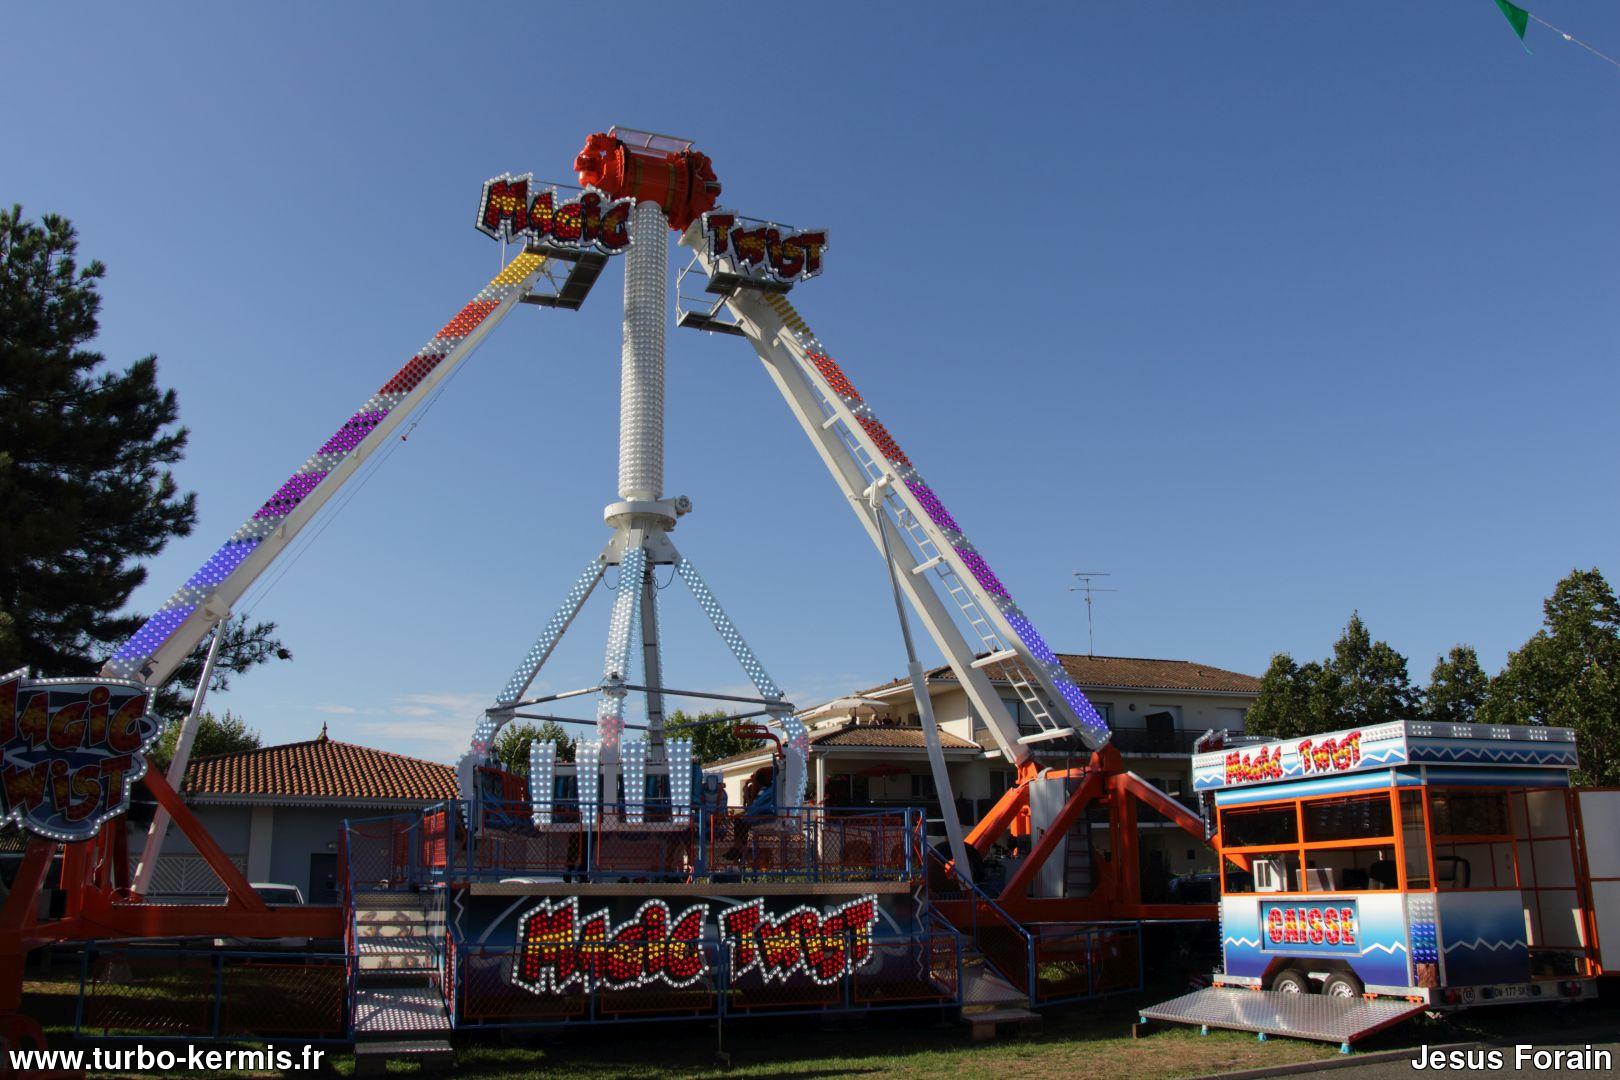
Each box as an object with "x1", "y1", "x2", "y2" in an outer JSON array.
[{"x1": 22, "y1": 968, "x2": 1620, "y2": 1079}]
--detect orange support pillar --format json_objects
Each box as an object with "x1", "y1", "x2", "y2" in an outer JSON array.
[
  {"x1": 141, "y1": 759, "x2": 267, "y2": 913},
  {"x1": 1111, "y1": 773, "x2": 1140, "y2": 904},
  {"x1": 0, "y1": 839, "x2": 56, "y2": 1055},
  {"x1": 965, "y1": 780, "x2": 1030, "y2": 853},
  {"x1": 998, "y1": 771, "x2": 1103, "y2": 903}
]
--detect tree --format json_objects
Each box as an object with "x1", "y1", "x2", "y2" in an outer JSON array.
[
  {"x1": 665, "y1": 709, "x2": 764, "y2": 764},
  {"x1": 0, "y1": 207, "x2": 287, "y2": 691},
  {"x1": 1328, "y1": 612, "x2": 1418, "y2": 729},
  {"x1": 1424, "y1": 645, "x2": 1489, "y2": 725},
  {"x1": 1244, "y1": 654, "x2": 1311, "y2": 738},
  {"x1": 1244, "y1": 613, "x2": 1417, "y2": 737},
  {"x1": 147, "y1": 710, "x2": 261, "y2": 774},
  {"x1": 1481, "y1": 569, "x2": 1620, "y2": 786},
  {"x1": 492, "y1": 720, "x2": 576, "y2": 776}
]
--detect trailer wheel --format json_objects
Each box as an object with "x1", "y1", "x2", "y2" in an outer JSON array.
[
  {"x1": 1322, "y1": 971, "x2": 1364, "y2": 999},
  {"x1": 1270, "y1": 968, "x2": 1311, "y2": 994}
]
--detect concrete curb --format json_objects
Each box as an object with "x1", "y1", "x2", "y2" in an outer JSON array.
[{"x1": 1182, "y1": 1025, "x2": 1620, "y2": 1080}]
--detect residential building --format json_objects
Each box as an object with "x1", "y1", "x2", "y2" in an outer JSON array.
[
  {"x1": 144, "y1": 726, "x2": 457, "y2": 902},
  {"x1": 712, "y1": 653, "x2": 1259, "y2": 879}
]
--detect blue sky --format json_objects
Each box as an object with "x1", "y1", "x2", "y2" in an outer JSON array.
[{"x1": 6, "y1": 3, "x2": 1616, "y2": 762}]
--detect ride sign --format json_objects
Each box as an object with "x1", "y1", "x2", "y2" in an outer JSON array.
[
  {"x1": 699, "y1": 209, "x2": 828, "y2": 285},
  {"x1": 476, "y1": 173, "x2": 635, "y2": 254},
  {"x1": 0, "y1": 670, "x2": 160, "y2": 842}
]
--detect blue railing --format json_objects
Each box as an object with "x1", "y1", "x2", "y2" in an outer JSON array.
[{"x1": 76, "y1": 944, "x2": 351, "y2": 1042}]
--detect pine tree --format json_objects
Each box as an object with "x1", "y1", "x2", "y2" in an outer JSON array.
[
  {"x1": 1424, "y1": 645, "x2": 1489, "y2": 725},
  {"x1": 0, "y1": 206, "x2": 286, "y2": 697}
]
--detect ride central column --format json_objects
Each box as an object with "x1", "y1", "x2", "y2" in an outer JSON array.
[{"x1": 618, "y1": 198, "x2": 667, "y2": 503}]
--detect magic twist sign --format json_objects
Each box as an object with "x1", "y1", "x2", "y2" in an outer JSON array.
[
  {"x1": 700, "y1": 210, "x2": 828, "y2": 285},
  {"x1": 511, "y1": 894, "x2": 879, "y2": 995},
  {"x1": 476, "y1": 173, "x2": 635, "y2": 255},
  {"x1": 0, "y1": 670, "x2": 160, "y2": 842}
]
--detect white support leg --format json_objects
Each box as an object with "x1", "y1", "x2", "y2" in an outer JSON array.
[
  {"x1": 134, "y1": 617, "x2": 229, "y2": 896},
  {"x1": 686, "y1": 269, "x2": 1029, "y2": 768},
  {"x1": 597, "y1": 543, "x2": 648, "y2": 813},
  {"x1": 674, "y1": 554, "x2": 808, "y2": 808},
  {"x1": 640, "y1": 566, "x2": 667, "y2": 754}
]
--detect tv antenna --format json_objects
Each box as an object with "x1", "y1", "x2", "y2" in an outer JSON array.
[{"x1": 1068, "y1": 572, "x2": 1118, "y2": 657}]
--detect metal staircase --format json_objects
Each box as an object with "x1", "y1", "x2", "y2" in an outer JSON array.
[{"x1": 351, "y1": 892, "x2": 452, "y2": 1073}]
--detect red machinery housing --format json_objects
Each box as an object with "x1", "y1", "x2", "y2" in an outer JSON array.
[{"x1": 575, "y1": 128, "x2": 720, "y2": 230}]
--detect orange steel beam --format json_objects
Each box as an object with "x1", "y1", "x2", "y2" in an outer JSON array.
[
  {"x1": 1118, "y1": 771, "x2": 1208, "y2": 843},
  {"x1": 1112, "y1": 773, "x2": 1140, "y2": 902},
  {"x1": 965, "y1": 781, "x2": 1030, "y2": 853},
  {"x1": 998, "y1": 770, "x2": 1103, "y2": 903},
  {"x1": 141, "y1": 758, "x2": 268, "y2": 913}
]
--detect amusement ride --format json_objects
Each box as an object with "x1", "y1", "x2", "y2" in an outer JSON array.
[{"x1": 2, "y1": 128, "x2": 1615, "y2": 1059}]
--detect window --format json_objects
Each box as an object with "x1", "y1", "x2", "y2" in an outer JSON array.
[
  {"x1": 1303, "y1": 845, "x2": 1398, "y2": 891},
  {"x1": 1302, "y1": 794, "x2": 1393, "y2": 842},
  {"x1": 1429, "y1": 789, "x2": 1517, "y2": 890},
  {"x1": 1219, "y1": 791, "x2": 1403, "y2": 895},
  {"x1": 1429, "y1": 790, "x2": 1509, "y2": 837},
  {"x1": 1222, "y1": 805, "x2": 1298, "y2": 849},
  {"x1": 1399, "y1": 790, "x2": 1431, "y2": 889}
]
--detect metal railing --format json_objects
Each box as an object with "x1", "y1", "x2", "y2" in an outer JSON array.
[
  {"x1": 922, "y1": 848, "x2": 1145, "y2": 1007},
  {"x1": 343, "y1": 803, "x2": 924, "y2": 889},
  {"x1": 1030, "y1": 921, "x2": 1143, "y2": 1004},
  {"x1": 76, "y1": 945, "x2": 350, "y2": 1041}
]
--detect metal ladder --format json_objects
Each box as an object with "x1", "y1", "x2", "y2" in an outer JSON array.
[{"x1": 787, "y1": 341, "x2": 1066, "y2": 742}]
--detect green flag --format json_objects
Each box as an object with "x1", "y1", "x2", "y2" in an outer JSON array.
[{"x1": 1494, "y1": 0, "x2": 1532, "y2": 50}]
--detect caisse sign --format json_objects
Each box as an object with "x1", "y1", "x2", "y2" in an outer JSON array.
[
  {"x1": 0, "y1": 670, "x2": 160, "y2": 842},
  {"x1": 1260, "y1": 900, "x2": 1360, "y2": 954}
]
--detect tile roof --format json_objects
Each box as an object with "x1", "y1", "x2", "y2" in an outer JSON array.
[
  {"x1": 810, "y1": 724, "x2": 980, "y2": 751},
  {"x1": 182, "y1": 734, "x2": 458, "y2": 803},
  {"x1": 709, "y1": 723, "x2": 979, "y2": 769},
  {"x1": 857, "y1": 654, "x2": 1260, "y2": 697}
]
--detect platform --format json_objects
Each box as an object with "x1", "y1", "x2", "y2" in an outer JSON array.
[
  {"x1": 1139, "y1": 987, "x2": 1425, "y2": 1050},
  {"x1": 467, "y1": 879, "x2": 915, "y2": 896}
]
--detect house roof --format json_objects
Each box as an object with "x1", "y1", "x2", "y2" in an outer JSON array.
[
  {"x1": 856, "y1": 654, "x2": 1260, "y2": 699},
  {"x1": 182, "y1": 732, "x2": 458, "y2": 804},
  {"x1": 810, "y1": 723, "x2": 980, "y2": 752},
  {"x1": 709, "y1": 722, "x2": 979, "y2": 769}
]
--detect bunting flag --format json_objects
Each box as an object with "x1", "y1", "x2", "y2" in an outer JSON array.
[
  {"x1": 1489, "y1": 0, "x2": 1620, "y2": 72},
  {"x1": 1493, "y1": 0, "x2": 1533, "y2": 53}
]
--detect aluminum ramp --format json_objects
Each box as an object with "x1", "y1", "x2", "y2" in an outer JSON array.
[{"x1": 1139, "y1": 987, "x2": 1426, "y2": 1052}]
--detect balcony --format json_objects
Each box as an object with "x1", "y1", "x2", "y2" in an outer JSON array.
[{"x1": 1017, "y1": 725, "x2": 1207, "y2": 756}]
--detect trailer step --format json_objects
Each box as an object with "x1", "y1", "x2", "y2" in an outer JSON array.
[{"x1": 1139, "y1": 987, "x2": 1425, "y2": 1049}]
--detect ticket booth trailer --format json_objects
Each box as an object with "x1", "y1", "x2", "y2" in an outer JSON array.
[{"x1": 1192, "y1": 721, "x2": 1597, "y2": 1008}]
